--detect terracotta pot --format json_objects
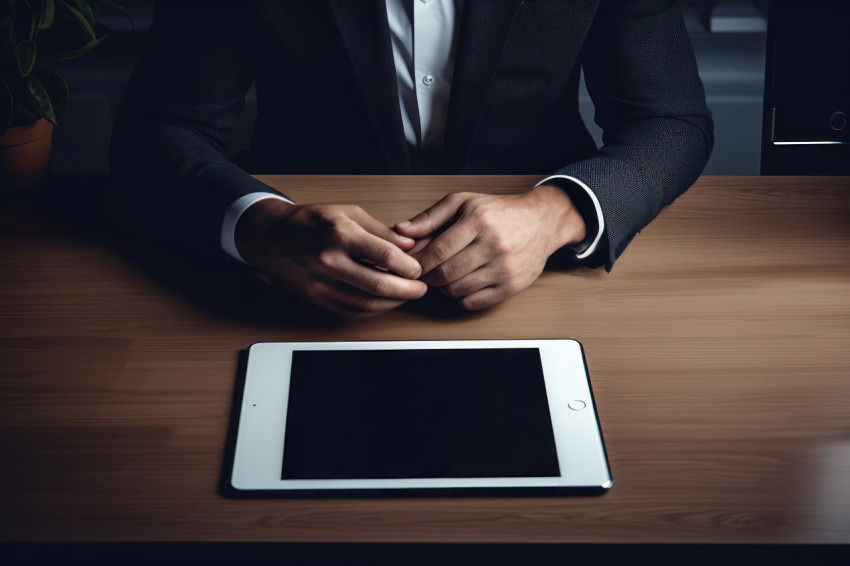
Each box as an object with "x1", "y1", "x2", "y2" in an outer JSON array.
[{"x1": 0, "y1": 118, "x2": 54, "y2": 192}]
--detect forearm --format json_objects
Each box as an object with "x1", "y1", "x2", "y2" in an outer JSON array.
[
  {"x1": 563, "y1": 0, "x2": 714, "y2": 270},
  {"x1": 556, "y1": 114, "x2": 713, "y2": 270},
  {"x1": 108, "y1": 0, "x2": 286, "y2": 261},
  {"x1": 110, "y1": 113, "x2": 285, "y2": 260}
]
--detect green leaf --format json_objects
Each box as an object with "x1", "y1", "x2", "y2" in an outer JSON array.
[
  {"x1": 0, "y1": 78, "x2": 12, "y2": 138},
  {"x1": 38, "y1": 0, "x2": 56, "y2": 30},
  {"x1": 0, "y1": 17, "x2": 16, "y2": 60},
  {"x1": 23, "y1": 73, "x2": 56, "y2": 124},
  {"x1": 57, "y1": 0, "x2": 96, "y2": 40},
  {"x1": 37, "y1": 33, "x2": 106, "y2": 61},
  {"x1": 14, "y1": 39, "x2": 37, "y2": 77},
  {"x1": 27, "y1": 9, "x2": 36, "y2": 41},
  {"x1": 70, "y1": 0, "x2": 95, "y2": 28},
  {"x1": 32, "y1": 66, "x2": 68, "y2": 123},
  {"x1": 89, "y1": 0, "x2": 133, "y2": 25}
]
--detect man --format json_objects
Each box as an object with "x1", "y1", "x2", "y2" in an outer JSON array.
[{"x1": 110, "y1": 0, "x2": 713, "y2": 317}]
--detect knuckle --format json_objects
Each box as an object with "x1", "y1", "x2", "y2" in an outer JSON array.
[
  {"x1": 368, "y1": 276, "x2": 391, "y2": 298},
  {"x1": 429, "y1": 242, "x2": 452, "y2": 264},
  {"x1": 316, "y1": 249, "x2": 337, "y2": 269},
  {"x1": 468, "y1": 214, "x2": 486, "y2": 232},
  {"x1": 310, "y1": 205, "x2": 336, "y2": 225},
  {"x1": 432, "y1": 264, "x2": 454, "y2": 286},
  {"x1": 475, "y1": 206, "x2": 498, "y2": 228},
  {"x1": 490, "y1": 234, "x2": 511, "y2": 255},
  {"x1": 375, "y1": 245, "x2": 395, "y2": 268},
  {"x1": 443, "y1": 284, "x2": 464, "y2": 299},
  {"x1": 330, "y1": 222, "x2": 355, "y2": 248},
  {"x1": 500, "y1": 260, "x2": 519, "y2": 282}
]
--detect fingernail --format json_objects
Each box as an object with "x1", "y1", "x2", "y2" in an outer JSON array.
[{"x1": 397, "y1": 220, "x2": 412, "y2": 229}]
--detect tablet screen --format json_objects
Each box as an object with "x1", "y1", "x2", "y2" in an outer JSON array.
[{"x1": 282, "y1": 348, "x2": 560, "y2": 480}]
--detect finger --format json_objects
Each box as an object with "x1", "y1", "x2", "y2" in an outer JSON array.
[
  {"x1": 330, "y1": 257, "x2": 428, "y2": 300},
  {"x1": 349, "y1": 208, "x2": 417, "y2": 251},
  {"x1": 390, "y1": 229, "x2": 416, "y2": 251},
  {"x1": 345, "y1": 227, "x2": 423, "y2": 280},
  {"x1": 406, "y1": 236, "x2": 432, "y2": 256},
  {"x1": 423, "y1": 242, "x2": 490, "y2": 287},
  {"x1": 458, "y1": 285, "x2": 511, "y2": 311},
  {"x1": 264, "y1": 258, "x2": 411, "y2": 317},
  {"x1": 439, "y1": 266, "x2": 495, "y2": 299},
  {"x1": 314, "y1": 278, "x2": 409, "y2": 318},
  {"x1": 412, "y1": 220, "x2": 479, "y2": 276},
  {"x1": 394, "y1": 193, "x2": 465, "y2": 239}
]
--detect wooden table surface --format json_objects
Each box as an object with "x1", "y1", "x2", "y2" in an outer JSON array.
[{"x1": 1, "y1": 175, "x2": 849, "y2": 543}]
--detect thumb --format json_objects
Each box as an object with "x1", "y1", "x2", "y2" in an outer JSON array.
[{"x1": 394, "y1": 194, "x2": 463, "y2": 239}]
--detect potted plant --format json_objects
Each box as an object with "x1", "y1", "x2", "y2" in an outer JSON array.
[{"x1": 1, "y1": 0, "x2": 131, "y2": 191}]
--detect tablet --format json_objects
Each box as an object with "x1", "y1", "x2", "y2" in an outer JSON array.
[{"x1": 231, "y1": 340, "x2": 611, "y2": 496}]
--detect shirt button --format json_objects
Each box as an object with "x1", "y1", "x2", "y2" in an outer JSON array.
[
  {"x1": 422, "y1": 74, "x2": 435, "y2": 86},
  {"x1": 421, "y1": 0, "x2": 432, "y2": 4}
]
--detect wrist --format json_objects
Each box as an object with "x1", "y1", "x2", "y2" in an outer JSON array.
[
  {"x1": 529, "y1": 183, "x2": 587, "y2": 253},
  {"x1": 234, "y1": 198, "x2": 296, "y2": 269}
]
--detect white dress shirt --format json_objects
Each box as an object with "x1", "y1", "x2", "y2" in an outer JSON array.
[
  {"x1": 221, "y1": 0, "x2": 604, "y2": 264},
  {"x1": 386, "y1": 0, "x2": 462, "y2": 150}
]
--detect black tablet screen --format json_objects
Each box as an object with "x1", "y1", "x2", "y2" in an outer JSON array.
[{"x1": 281, "y1": 348, "x2": 560, "y2": 479}]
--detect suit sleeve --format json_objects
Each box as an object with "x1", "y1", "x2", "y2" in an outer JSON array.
[
  {"x1": 109, "y1": 0, "x2": 287, "y2": 261},
  {"x1": 556, "y1": 0, "x2": 714, "y2": 271}
]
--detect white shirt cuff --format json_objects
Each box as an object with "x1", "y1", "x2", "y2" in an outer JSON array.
[
  {"x1": 535, "y1": 175, "x2": 604, "y2": 260},
  {"x1": 221, "y1": 192, "x2": 294, "y2": 265}
]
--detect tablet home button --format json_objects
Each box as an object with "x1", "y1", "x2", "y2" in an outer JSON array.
[{"x1": 568, "y1": 400, "x2": 587, "y2": 411}]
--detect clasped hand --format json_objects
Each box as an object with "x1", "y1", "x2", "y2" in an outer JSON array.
[{"x1": 236, "y1": 184, "x2": 585, "y2": 317}]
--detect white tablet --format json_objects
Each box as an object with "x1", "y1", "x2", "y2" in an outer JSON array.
[{"x1": 231, "y1": 340, "x2": 611, "y2": 496}]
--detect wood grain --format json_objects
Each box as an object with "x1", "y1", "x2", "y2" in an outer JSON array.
[{"x1": 1, "y1": 175, "x2": 849, "y2": 542}]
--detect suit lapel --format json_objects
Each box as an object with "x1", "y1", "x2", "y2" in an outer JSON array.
[
  {"x1": 327, "y1": 0, "x2": 410, "y2": 173},
  {"x1": 445, "y1": 0, "x2": 524, "y2": 171}
]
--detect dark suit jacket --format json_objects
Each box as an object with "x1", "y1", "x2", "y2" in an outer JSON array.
[{"x1": 110, "y1": 0, "x2": 713, "y2": 270}]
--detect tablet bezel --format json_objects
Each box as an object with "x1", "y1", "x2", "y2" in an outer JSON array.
[{"x1": 231, "y1": 340, "x2": 611, "y2": 495}]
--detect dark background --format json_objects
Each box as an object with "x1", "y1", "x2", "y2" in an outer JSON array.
[{"x1": 47, "y1": 0, "x2": 771, "y2": 177}]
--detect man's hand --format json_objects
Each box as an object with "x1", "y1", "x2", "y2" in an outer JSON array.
[
  {"x1": 235, "y1": 199, "x2": 427, "y2": 317},
  {"x1": 394, "y1": 184, "x2": 587, "y2": 310}
]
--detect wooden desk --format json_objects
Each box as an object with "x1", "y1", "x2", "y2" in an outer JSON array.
[{"x1": 1, "y1": 175, "x2": 849, "y2": 543}]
